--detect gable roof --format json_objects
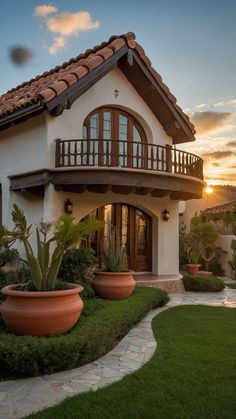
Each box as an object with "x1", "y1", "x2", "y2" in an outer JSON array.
[{"x1": 0, "y1": 32, "x2": 195, "y2": 143}]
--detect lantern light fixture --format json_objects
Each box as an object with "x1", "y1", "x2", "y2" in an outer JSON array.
[
  {"x1": 64, "y1": 198, "x2": 73, "y2": 215},
  {"x1": 162, "y1": 209, "x2": 170, "y2": 222}
]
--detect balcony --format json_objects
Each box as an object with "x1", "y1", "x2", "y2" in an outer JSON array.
[
  {"x1": 55, "y1": 139, "x2": 203, "y2": 180},
  {"x1": 9, "y1": 139, "x2": 204, "y2": 199}
]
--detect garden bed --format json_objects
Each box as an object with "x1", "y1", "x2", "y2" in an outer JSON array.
[
  {"x1": 0, "y1": 286, "x2": 168, "y2": 379},
  {"x1": 183, "y1": 274, "x2": 225, "y2": 292}
]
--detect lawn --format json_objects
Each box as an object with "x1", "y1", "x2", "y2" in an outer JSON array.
[{"x1": 27, "y1": 305, "x2": 236, "y2": 419}]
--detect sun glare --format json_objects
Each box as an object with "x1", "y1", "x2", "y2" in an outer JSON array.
[{"x1": 205, "y1": 185, "x2": 214, "y2": 194}]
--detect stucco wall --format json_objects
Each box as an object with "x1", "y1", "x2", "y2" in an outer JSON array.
[
  {"x1": 217, "y1": 235, "x2": 236, "y2": 278},
  {"x1": 0, "y1": 114, "x2": 47, "y2": 226},
  {"x1": 46, "y1": 67, "x2": 172, "y2": 167},
  {"x1": 0, "y1": 114, "x2": 47, "y2": 176}
]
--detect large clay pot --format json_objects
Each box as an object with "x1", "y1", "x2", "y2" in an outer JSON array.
[
  {"x1": 92, "y1": 271, "x2": 135, "y2": 300},
  {"x1": 0, "y1": 283, "x2": 83, "y2": 337},
  {"x1": 186, "y1": 264, "x2": 201, "y2": 275}
]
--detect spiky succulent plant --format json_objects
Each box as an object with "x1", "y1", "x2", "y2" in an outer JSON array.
[{"x1": 0, "y1": 204, "x2": 103, "y2": 291}]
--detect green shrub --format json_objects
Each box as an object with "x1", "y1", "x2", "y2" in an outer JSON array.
[
  {"x1": 0, "y1": 269, "x2": 31, "y2": 301},
  {"x1": 79, "y1": 281, "x2": 96, "y2": 299},
  {"x1": 183, "y1": 275, "x2": 225, "y2": 292},
  {"x1": 59, "y1": 247, "x2": 97, "y2": 283},
  {"x1": 0, "y1": 247, "x2": 19, "y2": 267},
  {"x1": 0, "y1": 287, "x2": 168, "y2": 378}
]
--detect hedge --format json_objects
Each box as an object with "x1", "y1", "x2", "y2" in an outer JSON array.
[
  {"x1": 0, "y1": 287, "x2": 169, "y2": 378},
  {"x1": 183, "y1": 275, "x2": 225, "y2": 292}
]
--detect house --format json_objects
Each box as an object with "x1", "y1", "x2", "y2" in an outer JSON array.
[{"x1": 0, "y1": 32, "x2": 204, "y2": 292}]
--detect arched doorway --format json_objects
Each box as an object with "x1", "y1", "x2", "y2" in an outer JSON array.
[
  {"x1": 83, "y1": 107, "x2": 147, "y2": 168},
  {"x1": 86, "y1": 203, "x2": 152, "y2": 272}
]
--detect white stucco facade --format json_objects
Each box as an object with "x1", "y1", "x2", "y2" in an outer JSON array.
[{"x1": 0, "y1": 66, "x2": 185, "y2": 280}]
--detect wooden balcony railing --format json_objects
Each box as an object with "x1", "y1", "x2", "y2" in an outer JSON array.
[{"x1": 55, "y1": 139, "x2": 203, "y2": 180}]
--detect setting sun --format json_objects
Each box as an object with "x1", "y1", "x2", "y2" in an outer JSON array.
[{"x1": 205, "y1": 185, "x2": 214, "y2": 194}]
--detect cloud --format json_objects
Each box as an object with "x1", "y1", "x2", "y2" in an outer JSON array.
[
  {"x1": 213, "y1": 98, "x2": 236, "y2": 108},
  {"x1": 34, "y1": 4, "x2": 57, "y2": 17},
  {"x1": 195, "y1": 103, "x2": 206, "y2": 109},
  {"x1": 212, "y1": 162, "x2": 221, "y2": 167},
  {"x1": 226, "y1": 140, "x2": 236, "y2": 148},
  {"x1": 48, "y1": 36, "x2": 66, "y2": 55},
  {"x1": 35, "y1": 7, "x2": 100, "y2": 55},
  {"x1": 190, "y1": 111, "x2": 232, "y2": 135},
  {"x1": 202, "y1": 151, "x2": 235, "y2": 160},
  {"x1": 47, "y1": 11, "x2": 100, "y2": 36},
  {"x1": 205, "y1": 174, "x2": 236, "y2": 182}
]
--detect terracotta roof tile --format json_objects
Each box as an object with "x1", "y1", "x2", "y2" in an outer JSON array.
[
  {"x1": 0, "y1": 31, "x2": 195, "y2": 136},
  {"x1": 71, "y1": 66, "x2": 89, "y2": 79},
  {"x1": 61, "y1": 73, "x2": 78, "y2": 86},
  {"x1": 38, "y1": 88, "x2": 56, "y2": 102},
  {"x1": 202, "y1": 200, "x2": 236, "y2": 214},
  {"x1": 96, "y1": 46, "x2": 114, "y2": 60},
  {"x1": 81, "y1": 54, "x2": 104, "y2": 71}
]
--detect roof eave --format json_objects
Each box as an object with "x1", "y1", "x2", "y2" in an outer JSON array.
[{"x1": 0, "y1": 101, "x2": 45, "y2": 130}]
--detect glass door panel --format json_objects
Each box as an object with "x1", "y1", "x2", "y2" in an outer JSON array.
[
  {"x1": 118, "y1": 114, "x2": 128, "y2": 166},
  {"x1": 103, "y1": 111, "x2": 112, "y2": 165},
  {"x1": 135, "y1": 210, "x2": 148, "y2": 256},
  {"x1": 90, "y1": 113, "x2": 99, "y2": 164},
  {"x1": 121, "y1": 205, "x2": 130, "y2": 256},
  {"x1": 103, "y1": 204, "x2": 112, "y2": 248},
  {"x1": 132, "y1": 125, "x2": 142, "y2": 168}
]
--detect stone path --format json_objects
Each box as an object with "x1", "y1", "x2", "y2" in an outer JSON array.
[{"x1": 1, "y1": 287, "x2": 236, "y2": 419}]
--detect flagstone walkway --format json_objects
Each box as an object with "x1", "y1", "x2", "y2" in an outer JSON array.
[{"x1": 1, "y1": 287, "x2": 236, "y2": 419}]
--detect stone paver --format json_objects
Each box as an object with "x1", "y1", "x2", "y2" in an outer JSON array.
[{"x1": 0, "y1": 288, "x2": 235, "y2": 419}]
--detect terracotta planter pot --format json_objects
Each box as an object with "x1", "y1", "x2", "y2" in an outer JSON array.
[
  {"x1": 186, "y1": 264, "x2": 201, "y2": 275},
  {"x1": 92, "y1": 271, "x2": 136, "y2": 300},
  {"x1": 0, "y1": 283, "x2": 84, "y2": 337}
]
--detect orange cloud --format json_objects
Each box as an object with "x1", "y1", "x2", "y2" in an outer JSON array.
[
  {"x1": 226, "y1": 139, "x2": 236, "y2": 148},
  {"x1": 34, "y1": 4, "x2": 57, "y2": 17},
  {"x1": 47, "y1": 11, "x2": 100, "y2": 36},
  {"x1": 190, "y1": 111, "x2": 232, "y2": 135},
  {"x1": 35, "y1": 7, "x2": 100, "y2": 55},
  {"x1": 202, "y1": 151, "x2": 235, "y2": 160}
]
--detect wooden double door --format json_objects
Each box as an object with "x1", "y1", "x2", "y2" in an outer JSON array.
[{"x1": 88, "y1": 204, "x2": 152, "y2": 272}]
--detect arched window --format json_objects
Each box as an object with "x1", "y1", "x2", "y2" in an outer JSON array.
[{"x1": 83, "y1": 108, "x2": 147, "y2": 168}]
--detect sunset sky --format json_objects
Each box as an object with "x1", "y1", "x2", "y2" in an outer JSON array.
[{"x1": 1, "y1": 0, "x2": 236, "y2": 185}]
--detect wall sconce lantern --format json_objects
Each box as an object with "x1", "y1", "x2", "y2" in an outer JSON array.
[
  {"x1": 65, "y1": 198, "x2": 73, "y2": 215},
  {"x1": 114, "y1": 89, "x2": 119, "y2": 98},
  {"x1": 162, "y1": 209, "x2": 170, "y2": 222}
]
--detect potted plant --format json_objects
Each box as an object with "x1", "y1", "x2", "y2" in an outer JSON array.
[
  {"x1": 186, "y1": 249, "x2": 201, "y2": 275},
  {"x1": 0, "y1": 205, "x2": 102, "y2": 336},
  {"x1": 92, "y1": 239, "x2": 136, "y2": 299}
]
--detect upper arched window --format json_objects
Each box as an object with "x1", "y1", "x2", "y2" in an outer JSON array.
[{"x1": 83, "y1": 108, "x2": 146, "y2": 168}]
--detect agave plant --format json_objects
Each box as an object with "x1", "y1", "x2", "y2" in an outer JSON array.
[
  {"x1": 0, "y1": 204, "x2": 103, "y2": 291},
  {"x1": 102, "y1": 238, "x2": 128, "y2": 272}
]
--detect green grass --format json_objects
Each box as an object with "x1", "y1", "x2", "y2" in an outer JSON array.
[
  {"x1": 226, "y1": 283, "x2": 236, "y2": 289},
  {"x1": 27, "y1": 305, "x2": 236, "y2": 419},
  {"x1": 0, "y1": 287, "x2": 168, "y2": 378}
]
